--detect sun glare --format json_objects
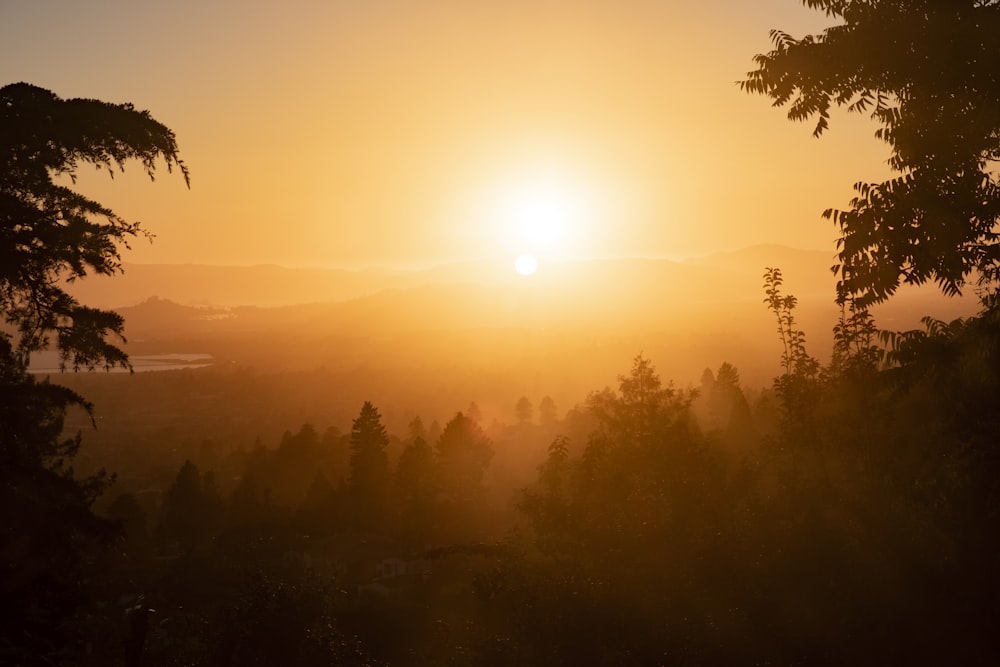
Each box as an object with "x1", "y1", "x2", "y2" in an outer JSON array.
[
  {"x1": 514, "y1": 254, "x2": 538, "y2": 275},
  {"x1": 507, "y1": 182, "x2": 580, "y2": 250},
  {"x1": 473, "y1": 168, "x2": 596, "y2": 272},
  {"x1": 513, "y1": 193, "x2": 567, "y2": 246},
  {"x1": 458, "y1": 156, "x2": 619, "y2": 272}
]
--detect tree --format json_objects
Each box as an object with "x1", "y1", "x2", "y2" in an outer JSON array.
[
  {"x1": 1, "y1": 82, "x2": 188, "y2": 369},
  {"x1": 741, "y1": 1, "x2": 1000, "y2": 308},
  {"x1": 515, "y1": 396, "x2": 534, "y2": 425},
  {"x1": 436, "y1": 412, "x2": 494, "y2": 503},
  {"x1": 512, "y1": 357, "x2": 729, "y2": 665},
  {"x1": 538, "y1": 395, "x2": 558, "y2": 427},
  {"x1": 347, "y1": 401, "x2": 391, "y2": 529},
  {"x1": 0, "y1": 338, "x2": 115, "y2": 664},
  {"x1": 763, "y1": 267, "x2": 818, "y2": 380},
  {"x1": 762, "y1": 268, "x2": 820, "y2": 432},
  {"x1": 106, "y1": 491, "x2": 150, "y2": 552},
  {"x1": 1, "y1": 84, "x2": 186, "y2": 663},
  {"x1": 268, "y1": 423, "x2": 323, "y2": 506},
  {"x1": 518, "y1": 436, "x2": 572, "y2": 553},
  {"x1": 707, "y1": 362, "x2": 758, "y2": 452},
  {"x1": 585, "y1": 354, "x2": 690, "y2": 447},
  {"x1": 434, "y1": 412, "x2": 494, "y2": 539},
  {"x1": 214, "y1": 573, "x2": 377, "y2": 666},
  {"x1": 229, "y1": 473, "x2": 275, "y2": 527},
  {"x1": 393, "y1": 428, "x2": 436, "y2": 546},
  {"x1": 156, "y1": 460, "x2": 221, "y2": 550}
]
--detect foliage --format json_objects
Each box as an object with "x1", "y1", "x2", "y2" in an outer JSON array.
[
  {"x1": 763, "y1": 267, "x2": 817, "y2": 379},
  {"x1": 0, "y1": 338, "x2": 115, "y2": 665},
  {"x1": 157, "y1": 460, "x2": 222, "y2": 551},
  {"x1": 348, "y1": 401, "x2": 391, "y2": 529},
  {"x1": 514, "y1": 395, "x2": 533, "y2": 424},
  {"x1": 762, "y1": 268, "x2": 821, "y2": 434},
  {"x1": 1, "y1": 82, "x2": 188, "y2": 369},
  {"x1": 19, "y1": 336, "x2": 993, "y2": 664},
  {"x1": 502, "y1": 294, "x2": 1000, "y2": 662},
  {"x1": 393, "y1": 431, "x2": 436, "y2": 547},
  {"x1": 435, "y1": 412, "x2": 494, "y2": 505},
  {"x1": 214, "y1": 573, "x2": 377, "y2": 667},
  {"x1": 538, "y1": 395, "x2": 557, "y2": 426},
  {"x1": 434, "y1": 412, "x2": 494, "y2": 540},
  {"x1": 512, "y1": 357, "x2": 735, "y2": 663},
  {"x1": 831, "y1": 294, "x2": 882, "y2": 375},
  {"x1": 742, "y1": 1, "x2": 1000, "y2": 307},
  {"x1": 700, "y1": 362, "x2": 759, "y2": 450},
  {"x1": 0, "y1": 83, "x2": 185, "y2": 664}
]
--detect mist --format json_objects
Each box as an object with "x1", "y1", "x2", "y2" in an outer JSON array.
[{"x1": 5, "y1": 0, "x2": 999, "y2": 663}]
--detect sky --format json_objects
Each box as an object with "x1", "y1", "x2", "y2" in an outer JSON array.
[{"x1": 1, "y1": 0, "x2": 895, "y2": 270}]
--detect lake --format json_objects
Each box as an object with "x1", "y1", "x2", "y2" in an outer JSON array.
[{"x1": 28, "y1": 351, "x2": 213, "y2": 374}]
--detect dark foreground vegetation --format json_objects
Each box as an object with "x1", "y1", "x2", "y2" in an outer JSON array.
[{"x1": 4, "y1": 281, "x2": 1000, "y2": 665}]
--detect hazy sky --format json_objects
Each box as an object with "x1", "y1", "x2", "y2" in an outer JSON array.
[{"x1": 1, "y1": 0, "x2": 893, "y2": 269}]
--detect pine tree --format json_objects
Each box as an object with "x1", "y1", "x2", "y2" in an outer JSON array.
[{"x1": 347, "y1": 401, "x2": 391, "y2": 531}]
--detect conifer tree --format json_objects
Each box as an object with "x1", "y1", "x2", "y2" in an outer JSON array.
[{"x1": 347, "y1": 401, "x2": 391, "y2": 530}]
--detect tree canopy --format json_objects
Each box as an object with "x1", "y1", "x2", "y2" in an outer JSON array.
[
  {"x1": 348, "y1": 401, "x2": 392, "y2": 528},
  {"x1": 741, "y1": 1, "x2": 1000, "y2": 308},
  {"x1": 1, "y1": 82, "x2": 188, "y2": 369},
  {"x1": 1, "y1": 84, "x2": 187, "y2": 663}
]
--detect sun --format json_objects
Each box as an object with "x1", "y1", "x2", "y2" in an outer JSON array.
[
  {"x1": 484, "y1": 175, "x2": 592, "y2": 276},
  {"x1": 514, "y1": 254, "x2": 538, "y2": 275},
  {"x1": 461, "y1": 159, "x2": 608, "y2": 274},
  {"x1": 507, "y1": 182, "x2": 579, "y2": 251}
]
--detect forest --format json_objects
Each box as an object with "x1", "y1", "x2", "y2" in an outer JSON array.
[
  {"x1": 6, "y1": 298, "x2": 999, "y2": 665},
  {"x1": 4, "y1": 1, "x2": 1000, "y2": 665}
]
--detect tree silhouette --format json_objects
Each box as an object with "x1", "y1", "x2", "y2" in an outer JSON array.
[
  {"x1": 586, "y1": 354, "x2": 691, "y2": 449},
  {"x1": 157, "y1": 460, "x2": 221, "y2": 551},
  {"x1": 436, "y1": 412, "x2": 494, "y2": 503},
  {"x1": 706, "y1": 362, "x2": 758, "y2": 452},
  {"x1": 347, "y1": 401, "x2": 391, "y2": 530},
  {"x1": 106, "y1": 491, "x2": 150, "y2": 555},
  {"x1": 393, "y1": 429, "x2": 436, "y2": 547},
  {"x1": 0, "y1": 338, "x2": 115, "y2": 664},
  {"x1": 0, "y1": 84, "x2": 185, "y2": 663},
  {"x1": 742, "y1": 1, "x2": 1000, "y2": 308},
  {"x1": 515, "y1": 396, "x2": 533, "y2": 424},
  {"x1": 435, "y1": 412, "x2": 494, "y2": 539},
  {"x1": 512, "y1": 356, "x2": 728, "y2": 664},
  {"x1": 0, "y1": 82, "x2": 188, "y2": 368},
  {"x1": 538, "y1": 395, "x2": 558, "y2": 427}
]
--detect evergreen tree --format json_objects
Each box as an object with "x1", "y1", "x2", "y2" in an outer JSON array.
[
  {"x1": 394, "y1": 430, "x2": 436, "y2": 547},
  {"x1": 347, "y1": 401, "x2": 391, "y2": 531},
  {"x1": 538, "y1": 395, "x2": 558, "y2": 427},
  {"x1": 157, "y1": 460, "x2": 219, "y2": 551},
  {"x1": 709, "y1": 362, "x2": 757, "y2": 452},
  {"x1": 229, "y1": 474, "x2": 273, "y2": 527},
  {"x1": 515, "y1": 396, "x2": 534, "y2": 424},
  {"x1": 0, "y1": 83, "x2": 188, "y2": 368},
  {"x1": 0, "y1": 339, "x2": 115, "y2": 664},
  {"x1": 0, "y1": 84, "x2": 185, "y2": 662},
  {"x1": 435, "y1": 412, "x2": 494, "y2": 539}
]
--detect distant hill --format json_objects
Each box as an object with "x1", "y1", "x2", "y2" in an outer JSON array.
[
  {"x1": 64, "y1": 263, "x2": 416, "y2": 308},
  {"x1": 32, "y1": 246, "x2": 984, "y2": 452},
  {"x1": 102, "y1": 245, "x2": 979, "y2": 392},
  {"x1": 70, "y1": 245, "x2": 840, "y2": 309}
]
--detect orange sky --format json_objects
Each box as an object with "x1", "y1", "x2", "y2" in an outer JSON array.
[{"x1": 1, "y1": 1, "x2": 894, "y2": 269}]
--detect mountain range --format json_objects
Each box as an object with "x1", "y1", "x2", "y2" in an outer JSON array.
[{"x1": 60, "y1": 244, "x2": 979, "y2": 394}]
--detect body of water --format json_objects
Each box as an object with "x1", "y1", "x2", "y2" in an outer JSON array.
[{"x1": 28, "y1": 351, "x2": 213, "y2": 373}]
